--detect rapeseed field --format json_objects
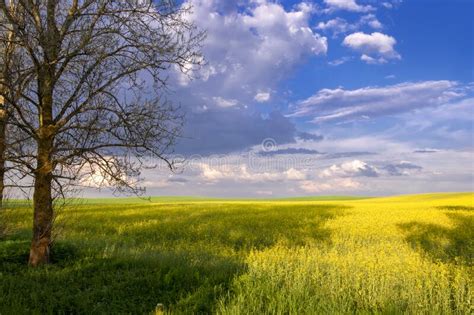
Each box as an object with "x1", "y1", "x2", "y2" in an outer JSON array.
[{"x1": 0, "y1": 193, "x2": 472, "y2": 314}]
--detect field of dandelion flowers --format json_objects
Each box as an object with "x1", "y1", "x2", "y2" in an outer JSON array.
[{"x1": 0, "y1": 193, "x2": 472, "y2": 313}]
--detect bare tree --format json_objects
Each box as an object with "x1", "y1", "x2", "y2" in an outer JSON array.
[
  {"x1": 1, "y1": 2, "x2": 35, "y2": 209},
  {"x1": 0, "y1": 98, "x2": 5, "y2": 209},
  {"x1": 0, "y1": 1, "x2": 16, "y2": 209},
  {"x1": 0, "y1": 0, "x2": 204, "y2": 266}
]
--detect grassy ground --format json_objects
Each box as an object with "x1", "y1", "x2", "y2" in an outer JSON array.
[{"x1": 0, "y1": 193, "x2": 472, "y2": 314}]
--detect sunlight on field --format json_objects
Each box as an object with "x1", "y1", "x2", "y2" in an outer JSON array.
[
  {"x1": 1, "y1": 193, "x2": 472, "y2": 313},
  {"x1": 219, "y1": 193, "x2": 473, "y2": 314}
]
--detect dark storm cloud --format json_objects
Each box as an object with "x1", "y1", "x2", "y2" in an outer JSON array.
[
  {"x1": 383, "y1": 162, "x2": 422, "y2": 176},
  {"x1": 175, "y1": 110, "x2": 297, "y2": 156},
  {"x1": 297, "y1": 132, "x2": 324, "y2": 141}
]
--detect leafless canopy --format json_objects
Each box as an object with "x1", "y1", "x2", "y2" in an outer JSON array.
[
  {"x1": 0, "y1": 0, "x2": 204, "y2": 195},
  {"x1": 0, "y1": 0, "x2": 204, "y2": 265}
]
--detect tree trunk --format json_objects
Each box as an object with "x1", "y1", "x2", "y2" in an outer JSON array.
[
  {"x1": 28, "y1": 137, "x2": 54, "y2": 266},
  {"x1": 29, "y1": 64, "x2": 55, "y2": 266},
  {"x1": 28, "y1": 2, "x2": 59, "y2": 266},
  {"x1": 0, "y1": 36, "x2": 9, "y2": 210},
  {"x1": 0, "y1": 4, "x2": 13, "y2": 210},
  {"x1": 0, "y1": 100, "x2": 6, "y2": 209}
]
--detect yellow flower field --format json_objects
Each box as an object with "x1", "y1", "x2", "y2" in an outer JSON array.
[
  {"x1": 219, "y1": 193, "x2": 473, "y2": 314},
  {"x1": 0, "y1": 193, "x2": 472, "y2": 313}
]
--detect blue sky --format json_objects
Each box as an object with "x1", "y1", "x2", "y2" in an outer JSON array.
[
  {"x1": 87, "y1": 0, "x2": 473, "y2": 197},
  {"x1": 289, "y1": 0, "x2": 472, "y2": 90}
]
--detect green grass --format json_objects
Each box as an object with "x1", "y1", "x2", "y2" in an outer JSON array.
[
  {"x1": 275, "y1": 195, "x2": 372, "y2": 201},
  {"x1": 73, "y1": 195, "x2": 370, "y2": 204},
  {"x1": 0, "y1": 193, "x2": 472, "y2": 314},
  {"x1": 3, "y1": 195, "x2": 366, "y2": 206}
]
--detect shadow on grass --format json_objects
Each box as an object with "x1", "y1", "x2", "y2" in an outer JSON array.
[
  {"x1": 436, "y1": 205, "x2": 473, "y2": 211},
  {"x1": 0, "y1": 203, "x2": 346, "y2": 314},
  {"x1": 0, "y1": 249, "x2": 241, "y2": 314},
  {"x1": 117, "y1": 204, "x2": 347, "y2": 251},
  {"x1": 399, "y1": 211, "x2": 473, "y2": 265}
]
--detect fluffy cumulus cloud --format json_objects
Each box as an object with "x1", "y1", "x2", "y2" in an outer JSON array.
[
  {"x1": 320, "y1": 160, "x2": 380, "y2": 178},
  {"x1": 317, "y1": 14, "x2": 383, "y2": 38},
  {"x1": 317, "y1": 18, "x2": 355, "y2": 37},
  {"x1": 343, "y1": 32, "x2": 400, "y2": 64},
  {"x1": 171, "y1": 0, "x2": 328, "y2": 156},
  {"x1": 291, "y1": 80, "x2": 467, "y2": 123},
  {"x1": 195, "y1": 156, "x2": 420, "y2": 192},
  {"x1": 359, "y1": 14, "x2": 383, "y2": 30},
  {"x1": 180, "y1": 0, "x2": 327, "y2": 99},
  {"x1": 199, "y1": 164, "x2": 306, "y2": 183},
  {"x1": 107, "y1": 134, "x2": 474, "y2": 198},
  {"x1": 75, "y1": 1, "x2": 474, "y2": 198},
  {"x1": 298, "y1": 158, "x2": 423, "y2": 194},
  {"x1": 323, "y1": 0, "x2": 374, "y2": 13},
  {"x1": 319, "y1": 160, "x2": 422, "y2": 179},
  {"x1": 254, "y1": 91, "x2": 271, "y2": 102},
  {"x1": 360, "y1": 54, "x2": 386, "y2": 64}
]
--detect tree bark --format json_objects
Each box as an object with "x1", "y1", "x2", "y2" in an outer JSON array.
[
  {"x1": 28, "y1": 129, "x2": 55, "y2": 266},
  {"x1": 0, "y1": 4, "x2": 12, "y2": 210},
  {"x1": 0, "y1": 100, "x2": 6, "y2": 210},
  {"x1": 29, "y1": 129, "x2": 55, "y2": 267},
  {"x1": 0, "y1": 32, "x2": 9, "y2": 210},
  {"x1": 29, "y1": 66, "x2": 55, "y2": 266},
  {"x1": 28, "y1": 0, "x2": 60, "y2": 266}
]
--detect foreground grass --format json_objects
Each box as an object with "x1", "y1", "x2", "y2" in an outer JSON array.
[{"x1": 0, "y1": 193, "x2": 472, "y2": 314}]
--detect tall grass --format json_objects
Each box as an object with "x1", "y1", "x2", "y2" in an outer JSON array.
[{"x1": 0, "y1": 193, "x2": 472, "y2": 314}]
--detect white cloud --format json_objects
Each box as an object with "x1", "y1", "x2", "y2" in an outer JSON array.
[
  {"x1": 381, "y1": 1, "x2": 402, "y2": 9},
  {"x1": 360, "y1": 54, "x2": 387, "y2": 64},
  {"x1": 318, "y1": 159, "x2": 422, "y2": 178},
  {"x1": 317, "y1": 15, "x2": 383, "y2": 38},
  {"x1": 291, "y1": 81, "x2": 465, "y2": 122},
  {"x1": 320, "y1": 160, "x2": 380, "y2": 178},
  {"x1": 254, "y1": 91, "x2": 271, "y2": 102},
  {"x1": 360, "y1": 14, "x2": 383, "y2": 29},
  {"x1": 213, "y1": 96, "x2": 239, "y2": 107},
  {"x1": 343, "y1": 32, "x2": 400, "y2": 63},
  {"x1": 317, "y1": 18, "x2": 355, "y2": 37},
  {"x1": 323, "y1": 0, "x2": 374, "y2": 12},
  {"x1": 199, "y1": 164, "x2": 306, "y2": 183},
  {"x1": 285, "y1": 168, "x2": 307, "y2": 180},
  {"x1": 328, "y1": 56, "x2": 352, "y2": 66},
  {"x1": 181, "y1": 0, "x2": 327, "y2": 106},
  {"x1": 300, "y1": 178, "x2": 361, "y2": 193},
  {"x1": 368, "y1": 19, "x2": 382, "y2": 29},
  {"x1": 105, "y1": 135, "x2": 474, "y2": 197}
]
